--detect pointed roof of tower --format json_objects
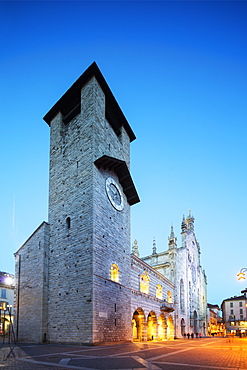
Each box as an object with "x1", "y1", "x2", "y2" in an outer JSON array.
[
  {"x1": 168, "y1": 225, "x2": 177, "y2": 249},
  {"x1": 186, "y1": 210, "x2": 195, "y2": 231},
  {"x1": 170, "y1": 225, "x2": 175, "y2": 238},
  {"x1": 43, "y1": 62, "x2": 136, "y2": 142},
  {"x1": 181, "y1": 214, "x2": 187, "y2": 233}
]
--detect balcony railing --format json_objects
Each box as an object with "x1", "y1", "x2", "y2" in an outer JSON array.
[{"x1": 160, "y1": 301, "x2": 174, "y2": 313}]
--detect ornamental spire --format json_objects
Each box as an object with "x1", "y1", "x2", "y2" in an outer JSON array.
[
  {"x1": 181, "y1": 214, "x2": 187, "y2": 233},
  {"x1": 186, "y1": 210, "x2": 195, "y2": 231},
  {"x1": 170, "y1": 225, "x2": 175, "y2": 238},
  {"x1": 132, "y1": 239, "x2": 140, "y2": 257},
  {"x1": 152, "y1": 237, "x2": 157, "y2": 255},
  {"x1": 168, "y1": 226, "x2": 177, "y2": 249}
]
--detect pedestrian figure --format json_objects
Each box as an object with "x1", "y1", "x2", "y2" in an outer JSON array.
[
  {"x1": 187, "y1": 333, "x2": 190, "y2": 339},
  {"x1": 196, "y1": 332, "x2": 198, "y2": 338},
  {"x1": 183, "y1": 333, "x2": 186, "y2": 339},
  {"x1": 191, "y1": 333, "x2": 194, "y2": 339},
  {"x1": 199, "y1": 333, "x2": 202, "y2": 338}
]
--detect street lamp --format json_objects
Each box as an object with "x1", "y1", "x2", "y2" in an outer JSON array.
[{"x1": 237, "y1": 268, "x2": 247, "y2": 280}]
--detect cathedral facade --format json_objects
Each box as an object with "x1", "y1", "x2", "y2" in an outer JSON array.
[
  {"x1": 14, "y1": 63, "x2": 207, "y2": 344},
  {"x1": 135, "y1": 213, "x2": 207, "y2": 340}
]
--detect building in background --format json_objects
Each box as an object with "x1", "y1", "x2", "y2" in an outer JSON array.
[
  {"x1": 221, "y1": 289, "x2": 247, "y2": 337},
  {"x1": 138, "y1": 214, "x2": 207, "y2": 339},
  {"x1": 0, "y1": 271, "x2": 15, "y2": 335},
  {"x1": 207, "y1": 303, "x2": 225, "y2": 336}
]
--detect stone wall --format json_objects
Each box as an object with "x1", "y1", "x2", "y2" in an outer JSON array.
[
  {"x1": 14, "y1": 222, "x2": 49, "y2": 343},
  {"x1": 91, "y1": 77, "x2": 132, "y2": 343}
]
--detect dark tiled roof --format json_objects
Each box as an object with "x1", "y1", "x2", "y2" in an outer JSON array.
[
  {"x1": 43, "y1": 62, "x2": 136, "y2": 142},
  {"x1": 222, "y1": 295, "x2": 245, "y2": 302},
  {"x1": 94, "y1": 155, "x2": 140, "y2": 206}
]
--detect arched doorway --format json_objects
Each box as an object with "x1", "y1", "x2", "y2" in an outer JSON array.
[
  {"x1": 147, "y1": 311, "x2": 157, "y2": 341},
  {"x1": 167, "y1": 315, "x2": 174, "y2": 340},
  {"x1": 181, "y1": 318, "x2": 185, "y2": 337},
  {"x1": 132, "y1": 308, "x2": 145, "y2": 341},
  {"x1": 193, "y1": 310, "x2": 198, "y2": 334},
  {"x1": 158, "y1": 314, "x2": 166, "y2": 340}
]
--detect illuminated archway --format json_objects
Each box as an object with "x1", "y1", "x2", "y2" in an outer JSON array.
[
  {"x1": 158, "y1": 313, "x2": 166, "y2": 340},
  {"x1": 147, "y1": 311, "x2": 157, "y2": 341},
  {"x1": 132, "y1": 308, "x2": 145, "y2": 341}
]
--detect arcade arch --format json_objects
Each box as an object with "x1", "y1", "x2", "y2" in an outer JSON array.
[
  {"x1": 132, "y1": 309, "x2": 174, "y2": 342},
  {"x1": 158, "y1": 313, "x2": 166, "y2": 340},
  {"x1": 147, "y1": 311, "x2": 157, "y2": 341},
  {"x1": 132, "y1": 308, "x2": 145, "y2": 341}
]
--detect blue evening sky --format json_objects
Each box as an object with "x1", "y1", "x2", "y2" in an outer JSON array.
[{"x1": 1, "y1": 1, "x2": 247, "y2": 305}]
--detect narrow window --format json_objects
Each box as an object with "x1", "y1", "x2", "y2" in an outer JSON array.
[
  {"x1": 110, "y1": 264, "x2": 119, "y2": 283},
  {"x1": 239, "y1": 301, "x2": 243, "y2": 307},
  {"x1": 167, "y1": 291, "x2": 172, "y2": 303},
  {"x1": 1, "y1": 290, "x2": 6, "y2": 299},
  {"x1": 156, "y1": 284, "x2": 162, "y2": 299},
  {"x1": 139, "y1": 271, "x2": 150, "y2": 294},
  {"x1": 180, "y1": 279, "x2": 185, "y2": 311},
  {"x1": 66, "y1": 217, "x2": 71, "y2": 229}
]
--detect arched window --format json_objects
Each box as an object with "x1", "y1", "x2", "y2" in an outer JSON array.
[
  {"x1": 167, "y1": 291, "x2": 172, "y2": 303},
  {"x1": 180, "y1": 279, "x2": 185, "y2": 312},
  {"x1": 140, "y1": 271, "x2": 150, "y2": 294},
  {"x1": 110, "y1": 264, "x2": 119, "y2": 283},
  {"x1": 156, "y1": 284, "x2": 162, "y2": 299}
]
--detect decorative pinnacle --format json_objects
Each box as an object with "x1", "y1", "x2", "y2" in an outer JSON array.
[
  {"x1": 170, "y1": 225, "x2": 175, "y2": 238},
  {"x1": 168, "y1": 226, "x2": 177, "y2": 249},
  {"x1": 152, "y1": 237, "x2": 157, "y2": 255},
  {"x1": 186, "y1": 210, "x2": 195, "y2": 230},
  {"x1": 132, "y1": 239, "x2": 140, "y2": 257},
  {"x1": 181, "y1": 214, "x2": 187, "y2": 232}
]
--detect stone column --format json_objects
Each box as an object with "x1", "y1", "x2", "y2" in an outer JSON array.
[{"x1": 141, "y1": 322, "x2": 147, "y2": 342}]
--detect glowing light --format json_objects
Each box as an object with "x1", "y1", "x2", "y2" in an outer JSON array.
[
  {"x1": 4, "y1": 276, "x2": 14, "y2": 285},
  {"x1": 237, "y1": 268, "x2": 247, "y2": 280},
  {"x1": 237, "y1": 272, "x2": 246, "y2": 280}
]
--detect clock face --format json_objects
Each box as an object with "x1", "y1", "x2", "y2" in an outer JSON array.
[{"x1": 105, "y1": 177, "x2": 124, "y2": 211}]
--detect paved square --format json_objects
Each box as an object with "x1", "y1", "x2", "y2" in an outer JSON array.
[{"x1": 1, "y1": 337, "x2": 247, "y2": 369}]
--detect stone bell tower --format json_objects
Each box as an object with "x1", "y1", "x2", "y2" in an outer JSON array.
[{"x1": 43, "y1": 62, "x2": 139, "y2": 344}]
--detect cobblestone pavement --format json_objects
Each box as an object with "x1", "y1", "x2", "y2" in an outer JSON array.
[{"x1": 0, "y1": 337, "x2": 247, "y2": 370}]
